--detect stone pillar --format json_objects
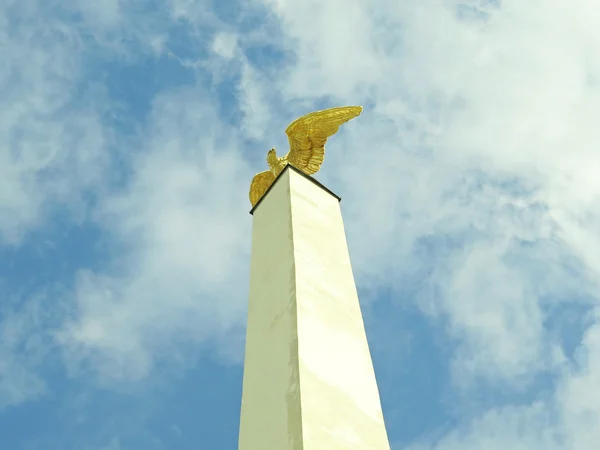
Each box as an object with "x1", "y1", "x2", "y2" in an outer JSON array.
[{"x1": 239, "y1": 165, "x2": 390, "y2": 449}]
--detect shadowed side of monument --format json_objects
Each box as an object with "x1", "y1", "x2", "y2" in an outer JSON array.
[
  {"x1": 239, "y1": 165, "x2": 391, "y2": 449},
  {"x1": 239, "y1": 168, "x2": 304, "y2": 449}
]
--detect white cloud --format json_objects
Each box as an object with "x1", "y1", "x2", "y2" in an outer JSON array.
[
  {"x1": 2, "y1": 0, "x2": 600, "y2": 446},
  {"x1": 405, "y1": 402, "x2": 562, "y2": 450},
  {"x1": 0, "y1": 294, "x2": 53, "y2": 409},
  {"x1": 0, "y1": 349, "x2": 46, "y2": 409},
  {"x1": 211, "y1": 32, "x2": 238, "y2": 59},
  {"x1": 58, "y1": 88, "x2": 253, "y2": 382},
  {"x1": 404, "y1": 320, "x2": 600, "y2": 450},
  {"x1": 0, "y1": 1, "x2": 109, "y2": 245}
]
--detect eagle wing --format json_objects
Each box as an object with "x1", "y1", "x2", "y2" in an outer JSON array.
[
  {"x1": 249, "y1": 170, "x2": 276, "y2": 207},
  {"x1": 284, "y1": 106, "x2": 362, "y2": 175}
]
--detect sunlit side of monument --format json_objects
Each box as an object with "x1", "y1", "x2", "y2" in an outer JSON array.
[{"x1": 238, "y1": 161, "x2": 391, "y2": 448}]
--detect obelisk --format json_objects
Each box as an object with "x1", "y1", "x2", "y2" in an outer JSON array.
[{"x1": 238, "y1": 164, "x2": 390, "y2": 449}]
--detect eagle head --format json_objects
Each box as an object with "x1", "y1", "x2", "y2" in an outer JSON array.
[{"x1": 267, "y1": 148, "x2": 278, "y2": 164}]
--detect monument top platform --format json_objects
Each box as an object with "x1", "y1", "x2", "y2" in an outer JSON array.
[{"x1": 249, "y1": 164, "x2": 341, "y2": 215}]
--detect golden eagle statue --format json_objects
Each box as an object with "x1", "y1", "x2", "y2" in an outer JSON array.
[{"x1": 249, "y1": 105, "x2": 363, "y2": 207}]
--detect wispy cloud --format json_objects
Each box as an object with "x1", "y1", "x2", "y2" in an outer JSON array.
[
  {"x1": 1, "y1": 0, "x2": 600, "y2": 448},
  {"x1": 59, "y1": 87, "x2": 253, "y2": 383}
]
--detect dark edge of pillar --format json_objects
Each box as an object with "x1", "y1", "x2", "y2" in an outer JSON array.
[{"x1": 249, "y1": 164, "x2": 342, "y2": 215}]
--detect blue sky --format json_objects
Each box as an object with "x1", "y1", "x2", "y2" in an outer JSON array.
[{"x1": 2, "y1": 0, "x2": 600, "y2": 449}]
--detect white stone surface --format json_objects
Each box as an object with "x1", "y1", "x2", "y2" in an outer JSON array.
[{"x1": 239, "y1": 167, "x2": 390, "y2": 449}]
